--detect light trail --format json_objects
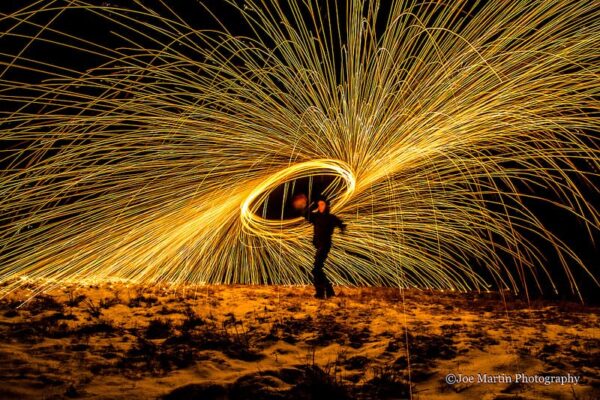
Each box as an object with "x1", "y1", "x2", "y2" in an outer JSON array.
[{"x1": 0, "y1": 0, "x2": 598, "y2": 299}]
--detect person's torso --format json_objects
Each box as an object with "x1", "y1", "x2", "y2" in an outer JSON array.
[{"x1": 312, "y1": 212, "x2": 336, "y2": 243}]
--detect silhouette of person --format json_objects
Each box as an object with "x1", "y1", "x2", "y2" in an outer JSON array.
[{"x1": 292, "y1": 193, "x2": 346, "y2": 299}]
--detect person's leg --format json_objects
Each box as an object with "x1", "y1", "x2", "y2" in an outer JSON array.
[
  {"x1": 313, "y1": 269, "x2": 326, "y2": 298},
  {"x1": 320, "y1": 244, "x2": 335, "y2": 297},
  {"x1": 312, "y1": 245, "x2": 328, "y2": 298}
]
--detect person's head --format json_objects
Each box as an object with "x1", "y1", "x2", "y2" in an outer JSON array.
[{"x1": 316, "y1": 197, "x2": 329, "y2": 213}]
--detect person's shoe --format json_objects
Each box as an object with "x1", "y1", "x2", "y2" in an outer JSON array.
[
  {"x1": 325, "y1": 291, "x2": 336, "y2": 298},
  {"x1": 314, "y1": 293, "x2": 325, "y2": 299}
]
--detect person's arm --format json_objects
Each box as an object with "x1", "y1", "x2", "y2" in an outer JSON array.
[
  {"x1": 303, "y1": 202, "x2": 316, "y2": 223},
  {"x1": 334, "y1": 215, "x2": 346, "y2": 234}
]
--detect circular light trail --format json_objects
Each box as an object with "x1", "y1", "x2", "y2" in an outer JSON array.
[{"x1": 240, "y1": 159, "x2": 355, "y2": 236}]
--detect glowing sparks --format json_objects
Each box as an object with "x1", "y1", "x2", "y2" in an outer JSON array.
[
  {"x1": 0, "y1": 0, "x2": 598, "y2": 298},
  {"x1": 240, "y1": 159, "x2": 355, "y2": 236}
]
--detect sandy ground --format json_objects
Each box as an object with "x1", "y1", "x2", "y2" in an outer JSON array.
[{"x1": 0, "y1": 282, "x2": 598, "y2": 400}]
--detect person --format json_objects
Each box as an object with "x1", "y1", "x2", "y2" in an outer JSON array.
[{"x1": 292, "y1": 193, "x2": 346, "y2": 299}]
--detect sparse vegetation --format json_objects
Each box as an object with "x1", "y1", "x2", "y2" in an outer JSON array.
[
  {"x1": 0, "y1": 283, "x2": 597, "y2": 399},
  {"x1": 145, "y1": 318, "x2": 173, "y2": 339},
  {"x1": 66, "y1": 289, "x2": 87, "y2": 307},
  {"x1": 83, "y1": 299, "x2": 102, "y2": 318}
]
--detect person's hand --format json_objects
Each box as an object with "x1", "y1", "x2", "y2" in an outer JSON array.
[{"x1": 292, "y1": 194, "x2": 307, "y2": 210}]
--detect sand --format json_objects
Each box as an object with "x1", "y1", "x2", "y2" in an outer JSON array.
[{"x1": 0, "y1": 282, "x2": 598, "y2": 399}]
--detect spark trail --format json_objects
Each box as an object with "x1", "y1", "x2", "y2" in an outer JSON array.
[{"x1": 0, "y1": 0, "x2": 598, "y2": 299}]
